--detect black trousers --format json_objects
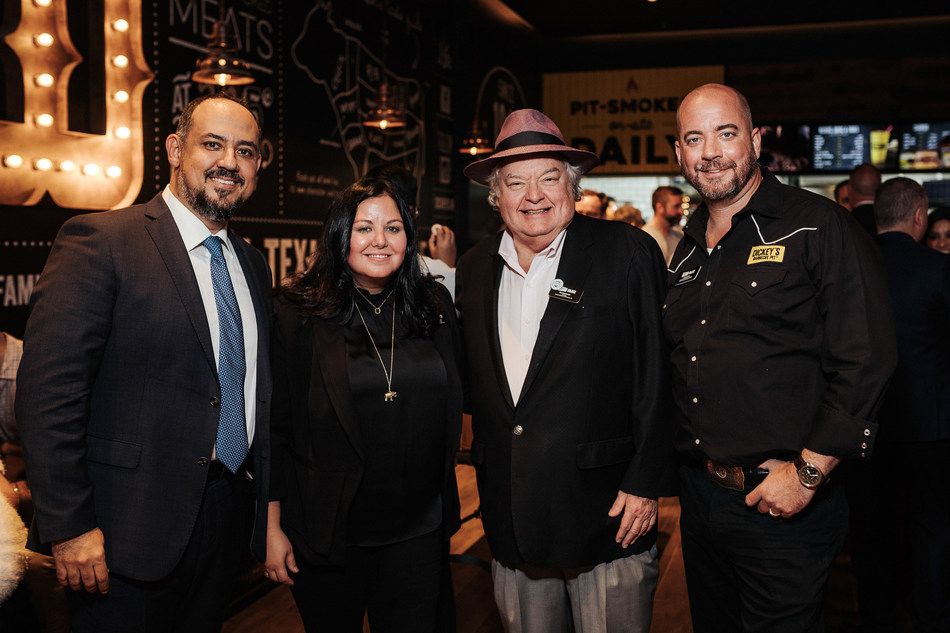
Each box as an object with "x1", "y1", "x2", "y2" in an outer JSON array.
[
  {"x1": 289, "y1": 527, "x2": 445, "y2": 633},
  {"x1": 678, "y1": 463, "x2": 848, "y2": 633},
  {"x1": 67, "y1": 470, "x2": 255, "y2": 633}
]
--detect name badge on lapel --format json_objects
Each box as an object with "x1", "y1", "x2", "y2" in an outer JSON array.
[
  {"x1": 549, "y1": 278, "x2": 584, "y2": 303},
  {"x1": 675, "y1": 267, "x2": 702, "y2": 286}
]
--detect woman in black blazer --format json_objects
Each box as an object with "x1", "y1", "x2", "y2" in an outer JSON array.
[{"x1": 263, "y1": 174, "x2": 463, "y2": 632}]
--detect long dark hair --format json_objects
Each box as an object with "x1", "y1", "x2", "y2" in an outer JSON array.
[{"x1": 279, "y1": 174, "x2": 442, "y2": 336}]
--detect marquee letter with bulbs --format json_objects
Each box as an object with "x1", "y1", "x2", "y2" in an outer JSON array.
[{"x1": 0, "y1": 0, "x2": 153, "y2": 210}]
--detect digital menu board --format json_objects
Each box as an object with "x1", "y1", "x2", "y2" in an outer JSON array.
[
  {"x1": 812, "y1": 124, "x2": 898, "y2": 171},
  {"x1": 899, "y1": 122, "x2": 950, "y2": 170}
]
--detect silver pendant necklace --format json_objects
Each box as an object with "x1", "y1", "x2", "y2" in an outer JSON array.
[{"x1": 354, "y1": 292, "x2": 396, "y2": 402}]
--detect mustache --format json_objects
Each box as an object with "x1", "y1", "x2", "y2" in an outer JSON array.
[
  {"x1": 204, "y1": 168, "x2": 245, "y2": 185},
  {"x1": 696, "y1": 160, "x2": 736, "y2": 172}
]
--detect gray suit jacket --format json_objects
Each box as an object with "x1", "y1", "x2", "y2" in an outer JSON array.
[{"x1": 16, "y1": 193, "x2": 272, "y2": 581}]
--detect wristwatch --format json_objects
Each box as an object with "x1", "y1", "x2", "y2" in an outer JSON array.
[{"x1": 793, "y1": 454, "x2": 824, "y2": 489}]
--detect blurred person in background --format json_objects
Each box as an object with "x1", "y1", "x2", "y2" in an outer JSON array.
[
  {"x1": 575, "y1": 188, "x2": 608, "y2": 219},
  {"x1": 642, "y1": 186, "x2": 685, "y2": 265},
  {"x1": 925, "y1": 206, "x2": 950, "y2": 254},
  {"x1": 834, "y1": 179, "x2": 852, "y2": 211},
  {"x1": 612, "y1": 204, "x2": 645, "y2": 227}
]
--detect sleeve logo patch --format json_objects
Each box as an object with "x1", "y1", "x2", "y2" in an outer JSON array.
[{"x1": 747, "y1": 245, "x2": 785, "y2": 265}]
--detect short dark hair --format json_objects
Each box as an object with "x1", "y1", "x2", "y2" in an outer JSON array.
[
  {"x1": 652, "y1": 186, "x2": 683, "y2": 210},
  {"x1": 175, "y1": 93, "x2": 261, "y2": 144},
  {"x1": 874, "y1": 177, "x2": 928, "y2": 229},
  {"x1": 278, "y1": 174, "x2": 442, "y2": 336}
]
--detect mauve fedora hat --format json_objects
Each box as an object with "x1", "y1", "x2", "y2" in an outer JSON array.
[{"x1": 463, "y1": 109, "x2": 600, "y2": 185}]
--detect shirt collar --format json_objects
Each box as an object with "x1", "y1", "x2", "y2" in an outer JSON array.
[
  {"x1": 162, "y1": 185, "x2": 230, "y2": 252},
  {"x1": 683, "y1": 166, "x2": 785, "y2": 244},
  {"x1": 497, "y1": 228, "x2": 567, "y2": 273}
]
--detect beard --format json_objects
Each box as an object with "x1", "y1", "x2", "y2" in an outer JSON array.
[
  {"x1": 178, "y1": 168, "x2": 248, "y2": 224},
  {"x1": 684, "y1": 148, "x2": 759, "y2": 202}
]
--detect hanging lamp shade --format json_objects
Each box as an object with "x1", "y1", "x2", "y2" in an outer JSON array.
[
  {"x1": 459, "y1": 121, "x2": 493, "y2": 155},
  {"x1": 192, "y1": 8, "x2": 254, "y2": 86},
  {"x1": 362, "y1": 81, "x2": 406, "y2": 130}
]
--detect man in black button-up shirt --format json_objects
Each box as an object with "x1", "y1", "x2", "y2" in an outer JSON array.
[{"x1": 663, "y1": 83, "x2": 897, "y2": 632}]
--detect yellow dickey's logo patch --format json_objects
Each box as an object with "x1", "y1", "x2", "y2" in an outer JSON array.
[{"x1": 747, "y1": 245, "x2": 785, "y2": 264}]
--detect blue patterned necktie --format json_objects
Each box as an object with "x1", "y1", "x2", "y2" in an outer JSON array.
[{"x1": 203, "y1": 235, "x2": 248, "y2": 473}]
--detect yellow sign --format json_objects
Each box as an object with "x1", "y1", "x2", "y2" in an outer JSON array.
[
  {"x1": 543, "y1": 66, "x2": 724, "y2": 174},
  {"x1": 747, "y1": 246, "x2": 785, "y2": 264}
]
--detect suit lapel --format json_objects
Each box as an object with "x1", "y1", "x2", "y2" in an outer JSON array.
[
  {"x1": 518, "y1": 218, "x2": 594, "y2": 401},
  {"x1": 143, "y1": 195, "x2": 216, "y2": 373},
  {"x1": 311, "y1": 317, "x2": 365, "y2": 461}
]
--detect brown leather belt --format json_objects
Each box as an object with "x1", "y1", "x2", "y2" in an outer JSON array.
[{"x1": 703, "y1": 459, "x2": 769, "y2": 492}]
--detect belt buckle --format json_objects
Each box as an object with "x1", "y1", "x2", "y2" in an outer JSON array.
[{"x1": 703, "y1": 460, "x2": 745, "y2": 491}]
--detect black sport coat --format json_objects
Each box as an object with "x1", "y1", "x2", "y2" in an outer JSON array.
[{"x1": 456, "y1": 213, "x2": 677, "y2": 568}]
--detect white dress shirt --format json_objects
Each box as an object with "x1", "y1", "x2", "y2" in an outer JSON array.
[
  {"x1": 162, "y1": 186, "x2": 258, "y2": 447},
  {"x1": 497, "y1": 229, "x2": 567, "y2": 405}
]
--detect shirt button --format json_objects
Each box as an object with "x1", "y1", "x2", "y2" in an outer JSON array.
[
  {"x1": 197, "y1": 457, "x2": 210, "y2": 467},
  {"x1": 694, "y1": 438, "x2": 701, "y2": 445},
  {"x1": 513, "y1": 425, "x2": 523, "y2": 436},
  {"x1": 863, "y1": 429, "x2": 871, "y2": 436},
  {"x1": 523, "y1": 353, "x2": 530, "y2": 360},
  {"x1": 716, "y1": 245, "x2": 722, "y2": 249},
  {"x1": 210, "y1": 397, "x2": 220, "y2": 407},
  {"x1": 860, "y1": 442, "x2": 868, "y2": 449},
  {"x1": 691, "y1": 355, "x2": 697, "y2": 362},
  {"x1": 692, "y1": 397, "x2": 698, "y2": 404},
  {"x1": 751, "y1": 281, "x2": 758, "y2": 288},
  {"x1": 662, "y1": 304, "x2": 667, "y2": 309},
  {"x1": 705, "y1": 281, "x2": 711, "y2": 286},
  {"x1": 701, "y1": 319, "x2": 706, "y2": 325}
]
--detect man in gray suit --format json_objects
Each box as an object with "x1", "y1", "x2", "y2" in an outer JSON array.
[{"x1": 16, "y1": 93, "x2": 272, "y2": 633}]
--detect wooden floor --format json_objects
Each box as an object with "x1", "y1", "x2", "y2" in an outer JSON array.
[{"x1": 224, "y1": 464, "x2": 870, "y2": 633}]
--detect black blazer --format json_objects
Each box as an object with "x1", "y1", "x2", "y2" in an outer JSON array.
[
  {"x1": 16, "y1": 193, "x2": 273, "y2": 581},
  {"x1": 269, "y1": 286, "x2": 463, "y2": 565},
  {"x1": 455, "y1": 213, "x2": 677, "y2": 568},
  {"x1": 876, "y1": 231, "x2": 950, "y2": 442}
]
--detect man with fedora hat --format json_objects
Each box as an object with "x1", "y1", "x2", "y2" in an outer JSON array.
[{"x1": 456, "y1": 109, "x2": 677, "y2": 632}]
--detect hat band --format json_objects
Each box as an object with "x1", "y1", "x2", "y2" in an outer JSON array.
[{"x1": 494, "y1": 130, "x2": 567, "y2": 153}]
